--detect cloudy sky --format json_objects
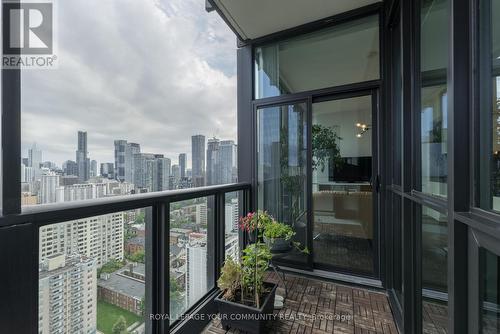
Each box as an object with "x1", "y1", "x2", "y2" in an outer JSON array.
[{"x1": 21, "y1": 0, "x2": 237, "y2": 169}]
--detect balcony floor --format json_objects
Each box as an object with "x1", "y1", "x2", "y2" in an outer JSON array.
[{"x1": 204, "y1": 271, "x2": 399, "y2": 334}]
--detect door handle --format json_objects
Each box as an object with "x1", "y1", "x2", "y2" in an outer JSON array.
[{"x1": 375, "y1": 175, "x2": 380, "y2": 193}]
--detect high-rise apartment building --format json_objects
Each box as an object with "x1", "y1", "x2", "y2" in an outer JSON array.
[
  {"x1": 56, "y1": 183, "x2": 108, "y2": 202},
  {"x1": 76, "y1": 131, "x2": 89, "y2": 182},
  {"x1": 38, "y1": 254, "x2": 97, "y2": 334},
  {"x1": 225, "y1": 198, "x2": 239, "y2": 234},
  {"x1": 179, "y1": 153, "x2": 186, "y2": 179},
  {"x1": 40, "y1": 171, "x2": 60, "y2": 204},
  {"x1": 39, "y1": 213, "x2": 124, "y2": 266},
  {"x1": 62, "y1": 160, "x2": 78, "y2": 176},
  {"x1": 191, "y1": 135, "x2": 206, "y2": 187},
  {"x1": 206, "y1": 138, "x2": 220, "y2": 186},
  {"x1": 186, "y1": 235, "x2": 207, "y2": 307},
  {"x1": 133, "y1": 153, "x2": 157, "y2": 191}
]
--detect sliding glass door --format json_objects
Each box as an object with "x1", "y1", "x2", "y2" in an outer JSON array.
[
  {"x1": 312, "y1": 94, "x2": 377, "y2": 275},
  {"x1": 256, "y1": 101, "x2": 310, "y2": 267}
]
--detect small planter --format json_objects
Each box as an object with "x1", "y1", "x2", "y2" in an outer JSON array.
[
  {"x1": 264, "y1": 236, "x2": 291, "y2": 252},
  {"x1": 215, "y1": 282, "x2": 277, "y2": 334}
]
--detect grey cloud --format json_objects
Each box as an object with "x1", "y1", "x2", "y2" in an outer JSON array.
[{"x1": 21, "y1": 0, "x2": 237, "y2": 168}]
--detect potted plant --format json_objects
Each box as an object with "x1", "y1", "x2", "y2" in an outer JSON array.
[
  {"x1": 239, "y1": 211, "x2": 273, "y2": 242},
  {"x1": 262, "y1": 220, "x2": 295, "y2": 252},
  {"x1": 215, "y1": 243, "x2": 277, "y2": 334}
]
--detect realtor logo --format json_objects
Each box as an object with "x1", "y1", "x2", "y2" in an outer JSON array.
[{"x1": 2, "y1": 1, "x2": 57, "y2": 69}]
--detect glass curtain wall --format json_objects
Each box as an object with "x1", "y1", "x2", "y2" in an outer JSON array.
[
  {"x1": 254, "y1": 15, "x2": 379, "y2": 99},
  {"x1": 419, "y1": 1, "x2": 450, "y2": 333},
  {"x1": 478, "y1": 0, "x2": 500, "y2": 212},
  {"x1": 420, "y1": 0, "x2": 449, "y2": 198}
]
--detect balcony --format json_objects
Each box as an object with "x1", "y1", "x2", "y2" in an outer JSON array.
[
  {"x1": 204, "y1": 272, "x2": 398, "y2": 334},
  {"x1": 1, "y1": 1, "x2": 500, "y2": 334}
]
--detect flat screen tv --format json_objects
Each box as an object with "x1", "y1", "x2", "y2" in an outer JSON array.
[{"x1": 329, "y1": 157, "x2": 372, "y2": 183}]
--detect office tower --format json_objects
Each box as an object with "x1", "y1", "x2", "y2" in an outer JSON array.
[
  {"x1": 22, "y1": 157, "x2": 29, "y2": 166},
  {"x1": 114, "y1": 140, "x2": 127, "y2": 182},
  {"x1": 114, "y1": 140, "x2": 140, "y2": 183},
  {"x1": 126, "y1": 143, "x2": 141, "y2": 183},
  {"x1": 62, "y1": 160, "x2": 78, "y2": 176},
  {"x1": 40, "y1": 172, "x2": 60, "y2": 204},
  {"x1": 157, "y1": 158, "x2": 171, "y2": 191},
  {"x1": 186, "y1": 235, "x2": 207, "y2": 306},
  {"x1": 76, "y1": 131, "x2": 89, "y2": 182},
  {"x1": 39, "y1": 212, "x2": 124, "y2": 266},
  {"x1": 179, "y1": 153, "x2": 186, "y2": 178},
  {"x1": 219, "y1": 140, "x2": 238, "y2": 184},
  {"x1": 191, "y1": 135, "x2": 206, "y2": 187},
  {"x1": 90, "y1": 160, "x2": 97, "y2": 177},
  {"x1": 206, "y1": 138, "x2": 220, "y2": 186},
  {"x1": 133, "y1": 153, "x2": 157, "y2": 191},
  {"x1": 28, "y1": 142, "x2": 42, "y2": 180},
  {"x1": 38, "y1": 254, "x2": 97, "y2": 334},
  {"x1": 100, "y1": 162, "x2": 114, "y2": 179}
]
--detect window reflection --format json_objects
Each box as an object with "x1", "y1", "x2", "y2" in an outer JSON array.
[{"x1": 254, "y1": 15, "x2": 379, "y2": 99}]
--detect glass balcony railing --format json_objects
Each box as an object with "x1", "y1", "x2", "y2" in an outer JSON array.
[{"x1": 34, "y1": 183, "x2": 249, "y2": 334}]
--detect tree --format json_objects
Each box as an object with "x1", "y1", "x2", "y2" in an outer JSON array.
[
  {"x1": 112, "y1": 316, "x2": 128, "y2": 334},
  {"x1": 126, "y1": 249, "x2": 145, "y2": 263}
]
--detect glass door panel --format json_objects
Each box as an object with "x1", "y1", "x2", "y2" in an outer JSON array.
[
  {"x1": 256, "y1": 101, "x2": 309, "y2": 266},
  {"x1": 312, "y1": 95, "x2": 375, "y2": 275}
]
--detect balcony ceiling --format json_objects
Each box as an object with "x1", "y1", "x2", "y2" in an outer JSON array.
[{"x1": 210, "y1": 0, "x2": 381, "y2": 41}]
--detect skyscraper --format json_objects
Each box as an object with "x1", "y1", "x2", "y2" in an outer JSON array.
[
  {"x1": 76, "y1": 131, "x2": 89, "y2": 182},
  {"x1": 126, "y1": 143, "x2": 141, "y2": 183},
  {"x1": 90, "y1": 160, "x2": 97, "y2": 177},
  {"x1": 40, "y1": 172, "x2": 60, "y2": 204},
  {"x1": 206, "y1": 138, "x2": 220, "y2": 186},
  {"x1": 114, "y1": 140, "x2": 127, "y2": 182},
  {"x1": 133, "y1": 153, "x2": 156, "y2": 191},
  {"x1": 179, "y1": 153, "x2": 186, "y2": 179},
  {"x1": 62, "y1": 160, "x2": 78, "y2": 176},
  {"x1": 157, "y1": 158, "x2": 171, "y2": 191},
  {"x1": 172, "y1": 164, "x2": 180, "y2": 188},
  {"x1": 191, "y1": 135, "x2": 205, "y2": 187},
  {"x1": 28, "y1": 142, "x2": 42, "y2": 180},
  {"x1": 114, "y1": 140, "x2": 140, "y2": 184},
  {"x1": 100, "y1": 162, "x2": 114, "y2": 179},
  {"x1": 219, "y1": 140, "x2": 237, "y2": 184}
]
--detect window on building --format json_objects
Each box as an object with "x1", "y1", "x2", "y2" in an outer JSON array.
[
  {"x1": 254, "y1": 15, "x2": 379, "y2": 99},
  {"x1": 419, "y1": 0, "x2": 449, "y2": 198}
]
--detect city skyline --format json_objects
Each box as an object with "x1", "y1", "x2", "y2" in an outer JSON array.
[
  {"x1": 23, "y1": 131, "x2": 237, "y2": 174},
  {"x1": 20, "y1": 0, "x2": 237, "y2": 170}
]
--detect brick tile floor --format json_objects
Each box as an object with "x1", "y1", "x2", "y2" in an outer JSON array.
[{"x1": 203, "y1": 272, "x2": 399, "y2": 334}]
